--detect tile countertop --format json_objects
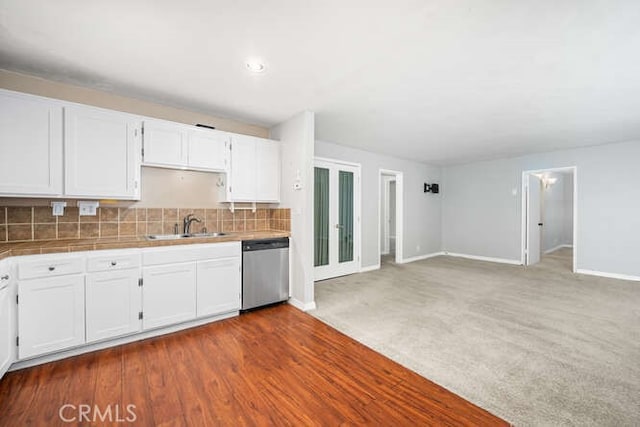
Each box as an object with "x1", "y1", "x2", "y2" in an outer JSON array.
[{"x1": 0, "y1": 230, "x2": 291, "y2": 260}]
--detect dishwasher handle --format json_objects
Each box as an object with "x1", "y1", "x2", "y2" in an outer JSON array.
[{"x1": 242, "y1": 238, "x2": 289, "y2": 252}]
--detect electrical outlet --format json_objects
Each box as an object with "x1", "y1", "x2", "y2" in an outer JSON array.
[{"x1": 78, "y1": 201, "x2": 99, "y2": 216}]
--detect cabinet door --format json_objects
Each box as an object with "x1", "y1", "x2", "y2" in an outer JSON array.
[
  {"x1": 18, "y1": 275, "x2": 85, "y2": 359},
  {"x1": 0, "y1": 265, "x2": 12, "y2": 378},
  {"x1": 86, "y1": 269, "x2": 141, "y2": 343},
  {"x1": 64, "y1": 106, "x2": 141, "y2": 199},
  {"x1": 196, "y1": 257, "x2": 241, "y2": 318},
  {"x1": 142, "y1": 119, "x2": 188, "y2": 168},
  {"x1": 229, "y1": 135, "x2": 256, "y2": 201},
  {"x1": 142, "y1": 262, "x2": 196, "y2": 330},
  {"x1": 188, "y1": 128, "x2": 229, "y2": 171},
  {"x1": 0, "y1": 90, "x2": 63, "y2": 196},
  {"x1": 255, "y1": 140, "x2": 281, "y2": 202}
]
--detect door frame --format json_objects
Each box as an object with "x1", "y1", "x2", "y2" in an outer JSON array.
[
  {"x1": 521, "y1": 166, "x2": 577, "y2": 272},
  {"x1": 380, "y1": 176, "x2": 395, "y2": 255},
  {"x1": 378, "y1": 169, "x2": 403, "y2": 264},
  {"x1": 313, "y1": 157, "x2": 362, "y2": 280}
]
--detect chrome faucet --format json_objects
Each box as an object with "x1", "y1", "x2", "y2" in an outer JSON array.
[{"x1": 183, "y1": 213, "x2": 202, "y2": 234}]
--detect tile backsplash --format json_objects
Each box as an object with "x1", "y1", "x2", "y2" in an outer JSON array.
[{"x1": 0, "y1": 206, "x2": 290, "y2": 242}]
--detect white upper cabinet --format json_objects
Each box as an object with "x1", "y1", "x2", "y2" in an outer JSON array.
[
  {"x1": 256, "y1": 139, "x2": 281, "y2": 202},
  {"x1": 142, "y1": 119, "x2": 229, "y2": 172},
  {"x1": 188, "y1": 128, "x2": 228, "y2": 171},
  {"x1": 228, "y1": 134, "x2": 280, "y2": 202},
  {"x1": 64, "y1": 105, "x2": 141, "y2": 199},
  {"x1": 229, "y1": 135, "x2": 257, "y2": 201},
  {"x1": 142, "y1": 118, "x2": 188, "y2": 168},
  {"x1": 0, "y1": 90, "x2": 63, "y2": 196}
]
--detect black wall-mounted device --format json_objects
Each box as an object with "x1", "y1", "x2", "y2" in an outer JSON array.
[
  {"x1": 424, "y1": 183, "x2": 439, "y2": 194},
  {"x1": 195, "y1": 123, "x2": 216, "y2": 130}
]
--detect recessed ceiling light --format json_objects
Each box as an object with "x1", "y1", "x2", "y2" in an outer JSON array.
[{"x1": 246, "y1": 60, "x2": 266, "y2": 73}]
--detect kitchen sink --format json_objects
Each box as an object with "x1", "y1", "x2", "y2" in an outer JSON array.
[
  {"x1": 189, "y1": 232, "x2": 228, "y2": 238},
  {"x1": 146, "y1": 232, "x2": 227, "y2": 240}
]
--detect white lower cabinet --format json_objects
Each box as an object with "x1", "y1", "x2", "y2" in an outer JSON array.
[
  {"x1": 0, "y1": 260, "x2": 14, "y2": 378},
  {"x1": 18, "y1": 275, "x2": 85, "y2": 359},
  {"x1": 196, "y1": 257, "x2": 241, "y2": 317},
  {"x1": 142, "y1": 262, "x2": 196, "y2": 330},
  {"x1": 86, "y1": 269, "x2": 142, "y2": 343},
  {"x1": 11, "y1": 241, "x2": 243, "y2": 365}
]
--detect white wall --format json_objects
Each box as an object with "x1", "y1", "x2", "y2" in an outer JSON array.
[
  {"x1": 315, "y1": 140, "x2": 442, "y2": 268},
  {"x1": 270, "y1": 112, "x2": 315, "y2": 310},
  {"x1": 442, "y1": 140, "x2": 640, "y2": 277}
]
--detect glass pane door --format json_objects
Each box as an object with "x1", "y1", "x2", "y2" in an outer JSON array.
[
  {"x1": 338, "y1": 170, "x2": 354, "y2": 263},
  {"x1": 314, "y1": 167, "x2": 330, "y2": 267},
  {"x1": 314, "y1": 159, "x2": 360, "y2": 282}
]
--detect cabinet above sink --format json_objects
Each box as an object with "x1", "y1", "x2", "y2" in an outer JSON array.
[{"x1": 142, "y1": 118, "x2": 229, "y2": 172}]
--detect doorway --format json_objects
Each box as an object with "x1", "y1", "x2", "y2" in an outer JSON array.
[
  {"x1": 378, "y1": 169, "x2": 403, "y2": 265},
  {"x1": 313, "y1": 158, "x2": 361, "y2": 281},
  {"x1": 380, "y1": 175, "x2": 397, "y2": 263},
  {"x1": 522, "y1": 167, "x2": 577, "y2": 272}
]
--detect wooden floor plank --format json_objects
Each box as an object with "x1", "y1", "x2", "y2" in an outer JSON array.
[{"x1": 0, "y1": 304, "x2": 507, "y2": 426}]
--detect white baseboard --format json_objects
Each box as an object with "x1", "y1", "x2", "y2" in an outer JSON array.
[
  {"x1": 444, "y1": 252, "x2": 522, "y2": 265},
  {"x1": 288, "y1": 298, "x2": 317, "y2": 311},
  {"x1": 360, "y1": 264, "x2": 381, "y2": 272},
  {"x1": 398, "y1": 252, "x2": 445, "y2": 264},
  {"x1": 544, "y1": 244, "x2": 573, "y2": 254},
  {"x1": 576, "y1": 269, "x2": 640, "y2": 282}
]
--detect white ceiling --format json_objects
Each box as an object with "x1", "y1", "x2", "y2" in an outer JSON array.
[{"x1": 2, "y1": 0, "x2": 640, "y2": 165}]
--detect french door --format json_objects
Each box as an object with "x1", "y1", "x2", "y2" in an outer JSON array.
[{"x1": 314, "y1": 159, "x2": 360, "y2": 281}]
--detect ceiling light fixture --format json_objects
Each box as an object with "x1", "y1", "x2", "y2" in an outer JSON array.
[{"x1": 246, "y1": 60, "x2": 266, "y2": 73}]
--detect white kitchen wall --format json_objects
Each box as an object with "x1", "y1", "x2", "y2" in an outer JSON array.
[
  {"x1": 270, "y1": 112, "x2": 315, "y2": 310},
  {"x1": 315, "y1": 140, "x2": 442, "y2": 268},
  {"x1": 442, "y1": 140, "x2": 640, "y2": 278}
]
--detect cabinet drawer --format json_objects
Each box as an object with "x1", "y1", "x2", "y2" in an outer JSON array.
[
  {"x1": 143, "y1": 242, "x2": 240, "y2": 266},
  {"x1": 18, "y1": 256, "x2": 84, "y2": 280},
  {"x1": 87, "y1": 251, "x2": 141, "y2": 272}
]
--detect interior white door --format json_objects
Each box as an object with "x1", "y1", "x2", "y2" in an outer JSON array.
[
  {"x1": 314, "y1": 160, "x2": 360, "y2": 281},
  {"x1": 526, "y1": 174, "x2": 542, "y2": 265}
]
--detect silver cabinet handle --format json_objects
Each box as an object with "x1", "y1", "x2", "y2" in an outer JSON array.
[{"x1": 0, "y1": 274, "x2": 9, "y2": 281}]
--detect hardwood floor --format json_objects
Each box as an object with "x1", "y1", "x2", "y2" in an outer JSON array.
[{"x1": 0, "y1": 305, "x2": 507, "y2": 426}]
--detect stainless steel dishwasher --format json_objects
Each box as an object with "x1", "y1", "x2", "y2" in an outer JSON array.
[{"x1": 242, "y1": 237, "x2": 289, "y2": 310}]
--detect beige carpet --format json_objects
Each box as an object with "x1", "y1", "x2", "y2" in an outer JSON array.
[{"x1": 311, "y1": 249, "x2": 640, "y2": 426}]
